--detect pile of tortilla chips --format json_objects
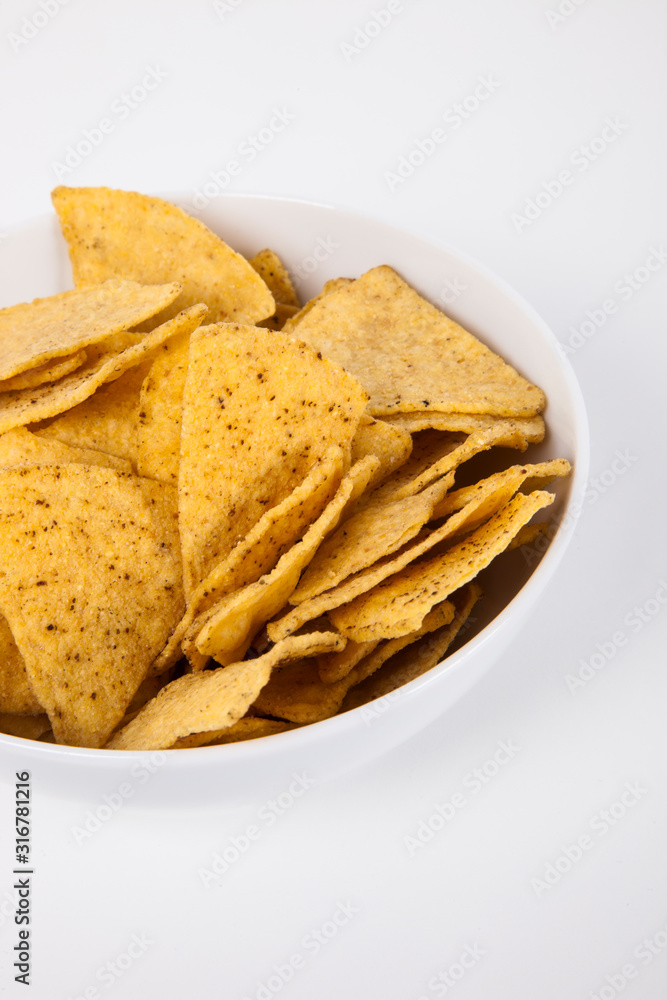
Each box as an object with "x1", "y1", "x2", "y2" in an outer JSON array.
[{"x1": 0, "y1": 186, "x2": 571, "y2": 751}]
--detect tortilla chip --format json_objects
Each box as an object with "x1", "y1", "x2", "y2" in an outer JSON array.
[
  {"x1": 0, "y1": 277, "x2": 180, "y2": 381},
  {"x1": 432, "y1": 459, "x2": 571, "y2": 521},
  {"x1": 317, "y1": 638, "x2": 379, "y2": 684},
  {"x1": 291, "y1": 473, "x2": 454, "y2": 604},
  {"x1": 52, "y1": 186, "x2": 275, "y2": 325},
  {"x1": 0, "y1": 350, "x2": 87, "y2": 392},
  {"x1": 268, "y1": 472, "x2": 557, "y2": 642},
  {"x1": 287, "y1": 265, "x2": 545, "y2": 417},
  {"x1": 0, "y1": 713, "x2": 51, "y2": 740},
  {"x1": 0, "y1": 426, "x2": 132, "y2": 473},
  {"x1": 383, "y1": 411, "x2": 545, "y2": 441},
  {"x1": 328, "y1": 490, "x2": 554, "y2": 641},
  {"x1": 191, "y1": 456, "x2": 378, "y2": 665},
  {"x1": 171, "y1": 716, "x2": 296, "y2": 748},
  {"x1": 342, "y1": 582, "x2": 482, "y2": 708},
  {"x1": 0, "y1": 465, "x2": 184, "y2": 747},
  {"x1": 135, "y1": 331, "x2": 190, "y2": 483},
  {"x1": 252, "y1": 660, "x2": 354, "y2": 723},
  {"x1": 257, "y1": 303, "x2": 300, "y2": 331},
  {"x1": 0, "y1": 616, "x2": 41, "y2": 714},
  {"x1": 281, "y1": 278, "x2": 353, "y2": 336},
  {"x1": 350, "y1": 415, "x2": 412, "y2": 488},
  {"x1": 0, "y1": 304, "x2": 207, "y2": 436},
  {"x1": 178, "y1": 323, "x2": 368, "y2": 598},
  {"x1": 35, "y1": 361, "x2": 151, "y2": 468},
  {"x1": 150, "y1": 447, "x2": 346, "y2": 674},
  {"x1": 106, "y1": 631, "x2": 344, "y2": 751},
  {"x1": 250, "y1": 249, "x2": 300, "y2": 307}
]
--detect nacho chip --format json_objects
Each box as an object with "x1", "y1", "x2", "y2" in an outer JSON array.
[
  {"x1": 281, "y1": 278, "x2": 353, "y2": 336},
  {"x1": 0, "y1": 616, "x2": 41, "y2": 714},
  {"x1": 317, "y1": 638, "x2": 379, "y2": 684},
  {"x1": 0, "y1": 304, "x2": 207, "y2": 436},
  {"x1": 287, "y1": 265, "x2": 546, "y2": 417},
  {"x1": 171, "y1": 716, "x2": 296, "y2": 748},
  {"x1": 0, "y1": 278, "x2": 180, "y2": 381},
  {"x1": 191, "y1": 456, "x2": 378, "y2": 665},
  {"x1": 268, "y1": 471, "x2": 557, "y2": 642},
  {"x1": 0, "y1": 713, "x2": 51, "y2": 740},
  {"x1": 328, "y1": 491, "x2": 554, "y2": 641},
  {"x1": 150, "y1": 447, "x2": 346, "y2": 674},
  {"x1": 0, "y1": 465, "x2": 184, "y2": 747},
  {"x1": 383, "y1": 411, "x2": 545, "y2": 441},
  {"x1": 135, "y1": 331, "x2": 190, "y2": 482},
  {"x1": 106, "y1": 631, "x2": 344, "y2": 751},
  {"x1": 257, "y1": 303, "x2": 300, "y2": 331},
  {"x1": 178, "y1": 323, "x2": 368, "y2": 598},
  {"x1": 0, "y1": 426, "x2": 132, "y2": 473},
  {"x1": 432, "y1": 459, "x2": 571, "y2": 521},
  {"x1": 292, "y1": 473, "x2": 454, "y2": 604},
  {"x1": 0, "y1": 350, "x2": 87, "y2": 392},
  {"x1": 52, "y1": 186, "x2": 275, "y2": 325},
  {"x1": 252, "y1": 659, "x2": 353, "y2": 723},
  {"x1": 342, "y1": 582, "x2": 482, "y2": 709},
  {"x1": 35, "y1": 361, "x2": 151, "y2": 468},
  {"x1": 350, "y1": 415, "x2": 412, "y2": 488},
  {"x1": 250, "y1": 249, "x2": 300, "y2": 307}
]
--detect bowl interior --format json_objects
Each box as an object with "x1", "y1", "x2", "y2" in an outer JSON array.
[{"x1": 0, "y1": 194, "x2": 588, "y2": 799}]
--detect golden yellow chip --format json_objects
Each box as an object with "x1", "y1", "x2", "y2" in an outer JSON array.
[
  {"x1": 35, "y1": 361, "x2": 151, "y2": 468},
  {"x1": 0, "y1": 426, "x2": 132, "y2": 473},
  {"x1": 52, "y1": 186, "x2": 275, "y2": 325},
  {"x1": 317, "y1": 638, "x2": 379, "y2": 684},
  {"x1": 342, "y1": 582, "x2": 482, "y2": 709},
  {"x1": 350, "y1": 415, "x2": 413, "y2": 489},
  {"x1": 150, "y1": 447, "x2": 346, "y2": 674},
  {"x1": 0, "y1": 349, "x2": 87, "y2": 392},
  {"x1": 177, "y1": 323, "x2": 369, "y2": 599},
  {"x1": 286, "y1": 265, "x2": 546, "y2": 417},
  {"x1": 252, "y1": 660, "x2": 354, "y2": 723},
  {"x1": 135, "y1": 331, "x2": 190, "y2": 483},
  {"x1": 257, "y1": 303, "x2": 300, "y2": 332},
  {"x1": 0, "y1": 277, "x2": 180, "y2": 382},
  {"x1": 0, "y1": 713, "x2": 52, "y2": 740},
  {"x1": 328, "y1": 491, "x2": 554, "y2": 641},
  {"x1": 280, "y1": 278, "x2": 353, "y2": 336},
  {"x1": 107, "y1": 631, "x2": 344, "y2": 751},
  {"x1": 0, "y1": 304, "x2": 207, "y2": 436},
  {"x1": 250, "y1": 249, "x2": 300, "y2": 307},
  {"x1": 383, "y1": 411, "x2": 545, "y2": 441},
  {"x1": 191, "y1": 456, "x2": 378, "y2": 666},
  {"x1": 291, "y1": 473, "x2": 454, "y2": 604},
  {"x1": 171, "y1": 717, "x2": 297, "y2": 748},
  {"x1": 0, "y1": 465, "x2": 184, "y2": 747},
  {"x1": 0, "y1": 617, "x2": 41, "y2": 714}
]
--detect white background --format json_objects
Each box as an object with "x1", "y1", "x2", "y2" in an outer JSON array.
[{"x1": 1, "y1": 1, "x2": 666, "y2": 998}]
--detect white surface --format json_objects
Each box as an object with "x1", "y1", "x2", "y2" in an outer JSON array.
[{"x1": 0, "y1": 1, "x2": 665, "y2": 997}]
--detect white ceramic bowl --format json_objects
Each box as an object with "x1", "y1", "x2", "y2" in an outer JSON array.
[{"x1": 0, "y1": 194, "x2": 589, "y2": 802}]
